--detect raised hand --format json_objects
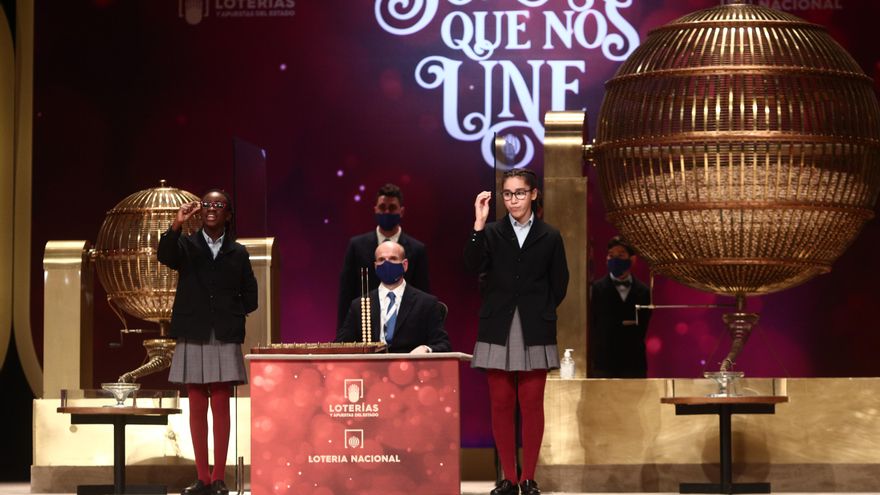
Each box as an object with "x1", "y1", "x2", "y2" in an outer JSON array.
[
  {"x1": 473, "y1": 191, "x2": 492, "y2": 231},
  {"x1": 172, "y1": 201, "x2": 200, "y2": 231}
]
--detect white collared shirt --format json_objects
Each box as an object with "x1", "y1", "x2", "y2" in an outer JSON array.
[
  {"x1": 376, "y1": 226, "x2": 402, "y2": 245},
  {"x1": 509, "y1": 212, "x2": 534, "y2": 248},
  {"x1": 613, "y1": 274, "x2": 633, "y2": 301},
  {"x1": 202, "y1": 230, "x2": 225, "y2": 259},
  {"x1": 377, "y1": 279, "x2": 406, "y2": 343}
]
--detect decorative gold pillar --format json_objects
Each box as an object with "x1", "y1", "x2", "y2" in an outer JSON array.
[
  {"x1": 0, "y1": 3, "x2": 15, "y2": 371},
  {"x1": 237, "y1": 237, "x2": 279, "y2": 397},
  {"x1": 42, "y1": 241, "x2": 94, "y2": 398},
  {"x1": 13, "y1": 0, "x2": 42, "y2": 397},
  {"x1": 542, "y1": 111, "x2": 588, "y2": 377}
]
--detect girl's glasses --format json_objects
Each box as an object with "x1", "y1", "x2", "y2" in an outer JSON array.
[
  {"x1": 501, "y1": 189, "x2": 532, "y2": 201},
  {"x1": 200, "y1": 201, "x2": 227, "y2": 209}
]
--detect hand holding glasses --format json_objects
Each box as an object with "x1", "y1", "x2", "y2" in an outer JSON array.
[{"x1": 172, "y1": 201, "x2": 201, "y2": 231}]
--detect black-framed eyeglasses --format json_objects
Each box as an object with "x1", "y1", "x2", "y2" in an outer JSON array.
[
  {"x1": 501, "y1": 189, "x2": 532, "y2": 201},
  {"x1": 201, "y1": 201, "x2": 227, "y2": 209}
]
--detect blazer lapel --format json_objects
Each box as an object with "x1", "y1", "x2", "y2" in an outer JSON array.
[
  {"x1": 189, "y1": 230, "x2": 214, "y2": 260},
  {"x1": 217, "y1": 232, "x2": 235, "y2": 259},
  {"x1": 498, "y1": 216, "x2": 521, "y2": 250},
  {"x1": 397, "y1": 233, "x2": 410, "y2": 250},
  {"x1": 520, "y1": 218, "x2": 548, "y2": 252},
  {"x1": 393, "y1": 285, "x2": 416, "y2": 333}
]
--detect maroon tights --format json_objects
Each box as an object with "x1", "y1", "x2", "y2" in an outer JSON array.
[
  {"x1": 187, "y1": 383, "x2": 233, "y2": 484},
  {"x1": 487, "y1": 369, "x2": 548, "y2": 483}
]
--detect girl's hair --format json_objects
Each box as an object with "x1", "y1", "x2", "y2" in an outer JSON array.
[
  {"x1": 502, "y1": 168, "x2": 538, "y2": 190},
  {"x1": 202, "y1": 188, "x2": 236, "y2": 240}
]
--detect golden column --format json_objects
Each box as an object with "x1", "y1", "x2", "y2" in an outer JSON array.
[{"x1": 542, "y1": 112, "x2": 589, "y2": 377}]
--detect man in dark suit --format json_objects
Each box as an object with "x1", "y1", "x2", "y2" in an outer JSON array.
[
  {"x1": 336, "y1": 183, "x2": 430, "y2": 328},
  {"x1": 589, "y1": 236, "x2": 652, "y2": 378},
  {"x1": 336, "y1": 241, "x2": 450, "y2": 354}
]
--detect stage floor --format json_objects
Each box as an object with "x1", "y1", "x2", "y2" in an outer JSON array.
[{"x1": 3, "y1": 482, "x2": 880, "y2": 495}]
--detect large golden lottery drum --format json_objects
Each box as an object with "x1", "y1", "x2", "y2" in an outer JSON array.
[{"x1": 594, "y1": 2, "x2": 880, "y2": 297}]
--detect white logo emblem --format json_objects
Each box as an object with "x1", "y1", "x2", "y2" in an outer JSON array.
[
  {"x1": 179, "y1": 0, "x2": 209, "y2": 25},
  {"x1": 344, "y1": 429, "x2": 364, "y2": 449},
  {"x1": 344, "y1": 379, "x2": 364, "y2": 403}
]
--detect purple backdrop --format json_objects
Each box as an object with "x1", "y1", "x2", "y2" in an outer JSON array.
[{"x1": 31, "y1": 0, "x2": 880, "y2": 447}]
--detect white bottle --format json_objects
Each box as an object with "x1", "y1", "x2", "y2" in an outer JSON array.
[{"x1": 560, "y1": 348, "x2": 575, "y2": 379}]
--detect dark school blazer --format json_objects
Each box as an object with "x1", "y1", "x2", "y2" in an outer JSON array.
[
  {"x1": 157, "y1": 227, "x2": 258, "y2": 343},
  {"x1": 463, "y1": 216, "x2": 569, "y2": 346}
]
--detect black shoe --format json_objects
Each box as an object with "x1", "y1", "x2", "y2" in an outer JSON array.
[
  {"x1": 210, "y1": 480, "x2": 229, "y2": 495},
  {"x1": 519, "y1": 479, "x2": 540, "y2": 495},
  {"x1": 490, "y1": 479, "x2": 519, "y2": 495},
  {"x1": 182, "y1": 480, "x2": 210, "y2": 495}
]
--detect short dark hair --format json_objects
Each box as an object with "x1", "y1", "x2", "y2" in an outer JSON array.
[
  {"x1": 502, "y1": 168, "x2": 538, "y2": 190},
  {"x1": 607, "y1": 235, "x2": 635, "y2": 256},
  {"x1": 377, "y1": 183, "x2": 403, "y2": 203}
]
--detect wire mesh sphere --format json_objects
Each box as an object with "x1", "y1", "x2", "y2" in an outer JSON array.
[
  {"x1": 594, "y1": 2, "x2": 880, "y2": 296},
  {"x1": 93, "y1": 181, "x2": 201, "y2": 323}
]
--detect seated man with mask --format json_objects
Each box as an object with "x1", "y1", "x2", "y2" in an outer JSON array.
[
  {"x1": 336, "y1": 183, "x2": 430, "y2": 330},
  {"x1": 336, "y1": 241, "x2": 451, "y2": 354}
]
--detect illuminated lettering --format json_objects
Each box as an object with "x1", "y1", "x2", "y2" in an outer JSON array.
[{"x1": 375, "y1": 0, "x2": 640, "y2": 167}]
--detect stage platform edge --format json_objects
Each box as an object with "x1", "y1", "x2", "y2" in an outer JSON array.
[{"x1": 32, "y1": 378, "x2": 880, "y2": 492}]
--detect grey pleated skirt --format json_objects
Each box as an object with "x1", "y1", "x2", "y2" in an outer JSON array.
[
  {"x1": 168, "y1": 333, "x2": 248, "y2": 385},
  {"x1": 471, "y1": 308, "x2": 560, "y2": 371}
]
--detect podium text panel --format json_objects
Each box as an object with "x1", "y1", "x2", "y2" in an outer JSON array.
[{"x1": 250, "y1": 357, "x2": 462, "y2": 495}]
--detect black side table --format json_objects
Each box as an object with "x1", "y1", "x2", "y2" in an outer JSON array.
[
  {"x1": 58, "y1": 407, "x2": 181, "y2": 495},
  {"x1": 661, "y1": 396, "x2": 788, "y2": 494}
]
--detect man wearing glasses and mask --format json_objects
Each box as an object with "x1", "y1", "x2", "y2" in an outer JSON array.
[
  {"x1": 589, "y1": 236, "x2": 653, "y2": 378},
  {"x1": 336, "y1": 241, "x2": 450, "y2": 354},
  {"x1": 336, "y1": 183, "x2": 431, "y2": 331}
]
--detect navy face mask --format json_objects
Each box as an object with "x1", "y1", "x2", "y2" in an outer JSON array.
[
  {"x1": 607, "y1": 258, "x2": 632, "y2": 278},
  {"x1": 375, "y1": 213, "x2": 401, "y2": 231},
  {"x1": 375, "y1": 261, "x2": 405, "y2": 285}
]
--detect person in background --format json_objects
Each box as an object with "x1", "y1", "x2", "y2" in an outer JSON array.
[
  {"x1": 336, "y1": 183, "x2": 430, "y2": 330},
  {"x1": 589, "y1": 236, "x2": 652, "y2": 378},
  {"x1": 464, "y1": 169, "x2": 569, "y2": 495},
  {"x1": 158, "y1": 189, "x2": 258, "y2": 495}
]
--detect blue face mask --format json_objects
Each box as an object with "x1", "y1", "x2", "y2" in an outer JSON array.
[
  {"x1": 607, "y1": 258, "x2": 632, "y2": 278},
  {"x1": 375, "y1": 261, "x2": 405, "y2": 285},
  {"x1": 375, "y1": 213, "x2": 401, "y2": 232}
]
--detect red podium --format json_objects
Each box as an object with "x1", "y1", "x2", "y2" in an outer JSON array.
[{"x1": 246, "y1": 352, "x2": 472, "y2": 495}]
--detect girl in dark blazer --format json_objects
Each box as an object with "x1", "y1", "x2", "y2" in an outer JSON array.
[
  {"x1": 464, "y1": 169, "x2": 569, "y2": 495},
  {"x1": 158, "y1": 189, "x2": 258, "y2": 495}
]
